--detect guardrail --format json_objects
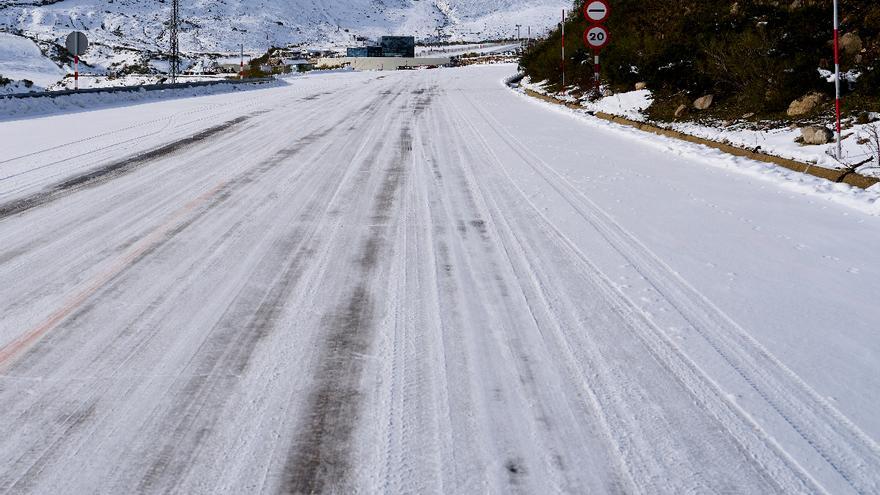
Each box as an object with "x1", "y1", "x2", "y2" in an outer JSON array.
[{"x1": 1, "y1": 77, "x2": 276, "y2": 100}]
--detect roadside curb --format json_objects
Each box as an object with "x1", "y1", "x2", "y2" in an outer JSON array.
[{"x1": 522, "y1": 88, "x2": 879, "y2": 190}]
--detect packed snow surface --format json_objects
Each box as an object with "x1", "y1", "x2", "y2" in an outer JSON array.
[
  {"x1": 0, "y1": 32, "x2": 66, "y2": 91},
  {"x1": 0, "y1": 65, "x2": 879, "y2": 494}
]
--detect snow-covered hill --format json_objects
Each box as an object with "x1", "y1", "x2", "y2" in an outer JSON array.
[
  {"x1": 0, "y1": 31, "x2": 66, "y2": 92},
  {"x1": 1, "y1": 0, "x2": 563, "y2": 53},
  {"x1": 0, "y1": 0, "x2": 563, "y2": 89}
]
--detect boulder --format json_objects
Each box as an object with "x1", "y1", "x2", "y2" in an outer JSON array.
[
  {"x1": 634, "y1": 82, "x2": 647, "y2": 90},
  {"x1": 787, "y1": 92, "x2": 824, "y2": 117},
  {"x1": 693, "y1": 94, "x2": 714, "y2": 110},
  {"x1": 840, "y1": 32, "x2": 863, "y2": 55},
  {"x1": 800, "y1": 125, "x2": 834, "y2": 145},
  {"x1": 602, "y1": 88, "x2": 614, "y2": 97},
  {"x1": 741, "y1": 112, "x2": 756, "y2": 119},
  {"x1": 674, "y1": 104, "x2": 688, "y2": 118}
]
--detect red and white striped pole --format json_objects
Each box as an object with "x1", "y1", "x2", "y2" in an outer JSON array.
[
  {"x1": 73, "y1": 32, "x2": 80, "y2": 91},
  {"x1": 833, "y1": 0, "x2": 842, "y2": 158},
  {"x1": 594, "y1": 51, "x2": 600, "y2": 96},
  {"x1": 561, "y1": 9, "x2": 565, "y2": 91}
]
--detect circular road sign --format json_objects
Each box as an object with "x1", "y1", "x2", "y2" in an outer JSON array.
[
  {"x1": 65, "y1": 31, "x2": 89, "y2": 56},
  {"x1": 583, "y1": 0, "x2": 611, "y2": 24},
  {"x1": 584, "y1": 25, "x2": 610, "y2": 50}
]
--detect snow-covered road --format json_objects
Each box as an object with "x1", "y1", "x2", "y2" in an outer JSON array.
[{"x1": 1, "y1": 65, "x2": 879, "y2": 494}]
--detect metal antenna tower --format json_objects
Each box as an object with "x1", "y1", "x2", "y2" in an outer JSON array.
[{"x1": 169, "y1": 0, "x2": 180, "y2": 83}]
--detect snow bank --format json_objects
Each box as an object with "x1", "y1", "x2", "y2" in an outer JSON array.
[
  {"x1": 670, "y1": 120, "x2": 880, "y2": 179},
  {"x1": 0, "y1": 79, "x2": 283, "y2": 122},
  {"x1": 509, "y1": 80, "x2": 880, "y2": 216},
  {"x1": 521, "y1": 77, "x2": 880, "y2": 179}
]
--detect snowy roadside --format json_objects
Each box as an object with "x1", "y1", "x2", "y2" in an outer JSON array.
[
  {"x1": 520, "y1": 77, "x2": 880, "y2": 180},
  {"x1": 511, "y1": 76, "x2": 880, "y2": 216},
  {"x1": 0, "y1": 78, "x2": 284, "y2": 122}
]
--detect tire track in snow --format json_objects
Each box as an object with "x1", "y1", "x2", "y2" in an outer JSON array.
[
  {"x1": 448, "y1": 92, "x2": 833, "y2": 493},
  {"x1": 0, "y1": 87, "x2": 342, "y2": 273},
  {"x1": 283, "y1": 121, "x2": 412, "y2": 493},
  {"x1": 0, "y1": 88, "x2": 393, "y2": 492},
  {"x1": 468, "y1": 94, "x2": 880, "y2": 495},
  {"x1": 0, "y1": 114, "x2": 254, "y2": 221},
  {"x1": 429, "y1": 95, "x2": 630, "y2": 493},
  {"x1": 0, "y1": 84, "x2": 388, "y2": 370},
  {"x1": 129, "y1": 92, "x2": 402, "y2": 492}
]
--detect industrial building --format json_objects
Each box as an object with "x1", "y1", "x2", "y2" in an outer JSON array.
[
  {"x1": 318, "y1": 56, "x2": 451, "y2": 71},
  {"x1": 336, "y1": 35, "x2": 444, "y2": 71},
  {"x1": 346, "y1": 36, "x2": 415, "y2": 58}
]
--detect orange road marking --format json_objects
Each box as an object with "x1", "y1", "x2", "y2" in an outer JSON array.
[{"x1": 0, "y1": 180, "x2": 228, "y2": 370}]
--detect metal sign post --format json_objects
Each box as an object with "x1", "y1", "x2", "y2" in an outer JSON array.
[
  {"x1": 65, "y1": 31, "x2": 89, "y2": 91},
  {"x1": 833, "y1": 0, "x2": 842, "y2": 159},
  {"x1": 584, "y1": 25, "x2": 610, "y2": 96},
  {"x1": 583, "y1": 0, "x2": 610, "y2": 99},
  {"x1": 561, "y1": 9, "x2": 565, "y2": 91}
]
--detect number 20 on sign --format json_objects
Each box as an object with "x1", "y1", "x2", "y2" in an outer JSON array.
[{"x1": 584, "y1": 25, "x2": 610, "y2": 50}]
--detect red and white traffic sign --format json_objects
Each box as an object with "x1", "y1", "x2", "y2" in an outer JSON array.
[
  {"x1": 583, "y1": 0, "x2": 611, "y2": 24},
  {"x1": 584, "y1": 25, "x2": 610, "y2": 50}
]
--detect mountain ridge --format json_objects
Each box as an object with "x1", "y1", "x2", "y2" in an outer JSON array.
[{"x1": 0, "y1": 0, "x2": 566, "y2": 54}]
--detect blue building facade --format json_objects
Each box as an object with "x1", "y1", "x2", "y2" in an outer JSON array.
[
  {"x1": 346, "y1": 46, "x2": 383, "y2": 57},
  {"x1": 346, "y1": 36, "x2": 416, "y2": 58},
  {"x1": 379, "y1": 36, "x2": 416, "y2": 58}
]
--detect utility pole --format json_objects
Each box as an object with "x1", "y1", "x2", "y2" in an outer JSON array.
[
  {"x1": 833, "y1": 0, "x2": 842, "y2": 159},
  {"x1": 515, "y1": 24, "x2": 522, "y2": 43},
  {"x1": 240, "y1": 43, "x2": 244, "y2": 78},
  {"x1": 169, "y1": 0, "x2": 180, "y2": 83},
  {"x1": 561, "y1": 9, "x2": 565, "y2": 91}
]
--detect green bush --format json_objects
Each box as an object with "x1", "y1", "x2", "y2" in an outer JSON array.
[{"x1": 522, "y1": 0, "x2": 880, "y2": 118}]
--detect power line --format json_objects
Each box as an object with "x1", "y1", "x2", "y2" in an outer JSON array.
[{"x1": 170, "y1": 0, "x2": 180, "y2": 83}]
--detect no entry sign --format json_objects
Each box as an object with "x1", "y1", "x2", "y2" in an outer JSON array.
[
  {"x1": 584, "y1": 25, "x2": 610, "y2": 50},
  {"x1": 583, "y1": 0, "x2": 611, "y2": 24}
]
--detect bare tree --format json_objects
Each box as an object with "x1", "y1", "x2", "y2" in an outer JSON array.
[
  {"x1": 825, "y1": 123, "x2": 877, "y2": 175},
  {"x1": 860, "y1": 123, "x2": 880, "y2": 173}
]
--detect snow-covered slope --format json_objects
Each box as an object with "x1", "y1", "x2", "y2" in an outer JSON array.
[
  {"x1": 0, "y1": 0, "x2": 562, "y2": 89},
  {"x1": 0, "y1": 31, "x2": 66, "y2": 92},
  {"x1": 1, "y1": 0, "x2": 563, "y2": 53}
]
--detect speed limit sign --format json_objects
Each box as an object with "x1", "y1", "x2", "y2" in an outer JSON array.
[{"x1": 584, "y1": 25, "x2": 610, "y2": 50}]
